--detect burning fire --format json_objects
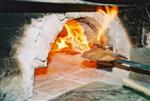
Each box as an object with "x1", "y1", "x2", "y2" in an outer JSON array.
[
  {"x1": 35, "y1": 6, "x2": 119, "y2": 76},
  {"x1": 51, "y1": 6, "x2": 118, "y2": 54},
  {"x1": 96, "y1": 6, "x2": 118, "y2": 47},
  {"x1": 51, "y1": 19, "x2": 90, "y2": 54}
]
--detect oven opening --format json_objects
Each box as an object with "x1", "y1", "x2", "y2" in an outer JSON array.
[{"x1": 0, "y1": 1, "x2": 150, "y2": 101}]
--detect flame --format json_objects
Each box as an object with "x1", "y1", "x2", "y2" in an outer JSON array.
[
  {"x1": 51, "y1": 6, "x2": 118, "y2": 54},
  {"x1": 51, "y1": 19, "x2": 90, "y2": 54},
  {"x1": 36, "y1": 6, "x2": 119, "y2": 76},
  {"x1": 96, "y1": 6, "x2": 118, "y2": 46}
]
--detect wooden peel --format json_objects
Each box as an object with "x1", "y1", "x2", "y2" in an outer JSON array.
[
  {"x1": 82, "y1": 48, "x2": 126, "y2": 61},
  {"x1": 82, "y1": 48, "x2": 150, "y2": 75},
  {"x1": 82, "y1": 48, "x2": 150, "y2": 96}
]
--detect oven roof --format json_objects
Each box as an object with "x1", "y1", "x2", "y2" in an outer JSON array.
[
  {"x1": 0, "y1": 0, "x2": 149, "y2": 12},
  {"x1": 8, "y1": 0, "x2": 149, "y2": 5}
]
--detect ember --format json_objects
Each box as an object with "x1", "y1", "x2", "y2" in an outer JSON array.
[{"x1": 81, "y1": 60, "x2": 97, "y2": 68}]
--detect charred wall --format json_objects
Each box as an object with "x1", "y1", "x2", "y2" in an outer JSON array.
[
  {"x1": 119, "y1": 3, "x2": 150, "y2": 47},
  {"x1": 118, "y1": 4, "x2": 150, "y2": 82},
  {"x1": 0, "y1": 13, "x2": 44, "y2": 101}
]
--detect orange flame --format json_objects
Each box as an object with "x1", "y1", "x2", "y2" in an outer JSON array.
[
  {"x1": 35, "y1": 6, "x2": 119, "y2": 76},
  {"x1": 96, "y1": 6, "x2": 118, "y2": 45},
  {"x1": 51, "y1": 19, "x2": 89, "y2": 54}
]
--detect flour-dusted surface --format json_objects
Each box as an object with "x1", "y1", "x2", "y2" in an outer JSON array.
[{"x1": 34, "y1": 53, "x2": 129, "y2": 101}]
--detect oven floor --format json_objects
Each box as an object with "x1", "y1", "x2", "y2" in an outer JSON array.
[
  {"x1": 33, "y1": 53, "x2": 129, "y2": 101},
  {"x1": 50, "y1": 81, "x2": 149, "y2": 101}
]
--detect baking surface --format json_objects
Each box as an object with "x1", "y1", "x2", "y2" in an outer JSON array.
[{"x1": 34, "y1": 53, "x2": 129, "y2": 101}]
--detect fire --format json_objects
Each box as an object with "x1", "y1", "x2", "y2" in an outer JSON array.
[
  {"x1": 35, "y1": 6, "x2": 119, "y2": 76},
  {"x1": 96, "y1": 6, "x2": 118, "y2": 47},
  {"x1": 50, "y1": 6, "x2": 118, "y2": 54},
  {"x1": 51, "y1": 19, "x2": 90, "y2": 54}
]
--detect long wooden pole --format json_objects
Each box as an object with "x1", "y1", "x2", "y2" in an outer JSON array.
[{"x1": 97, "y1": 60, "x2": 150, "y2": 75}]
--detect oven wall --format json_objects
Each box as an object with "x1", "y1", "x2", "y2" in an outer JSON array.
[
  {"x1": 0, "y1": 3, "x2": 150, "y2": 100},
  {"x1": 0, "y1": 13, "x2": 44, "y2": 101},
  {"x1": 0, "y1": 13, "x2": 67, "y2": 101},
  {"x1": 119, "y1": 4, "x2": 150, "y2": 82}
]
